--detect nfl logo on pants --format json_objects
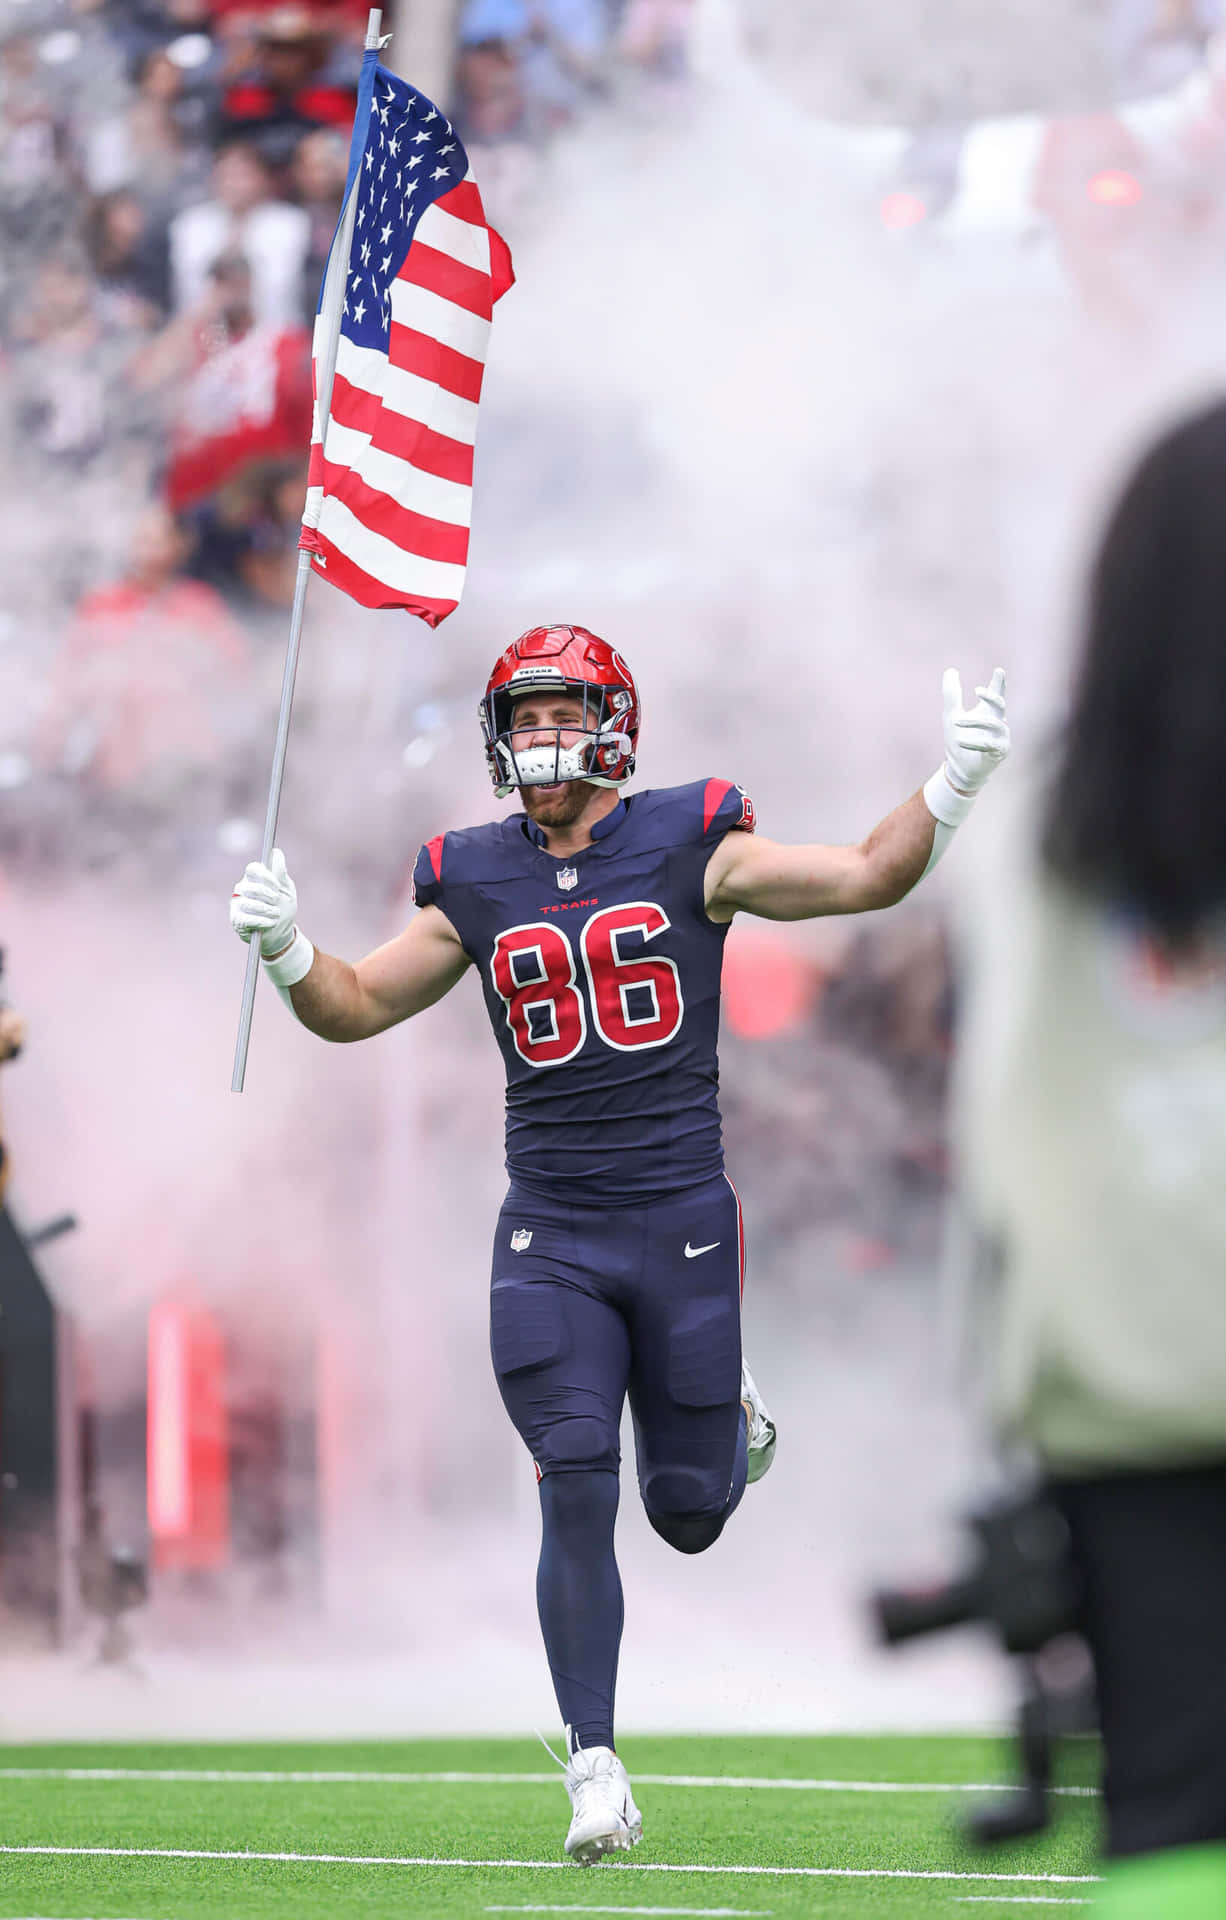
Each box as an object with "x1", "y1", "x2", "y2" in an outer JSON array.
[{"x1": 511, "y1": 1228, "x2": 533, "y2": 1252}]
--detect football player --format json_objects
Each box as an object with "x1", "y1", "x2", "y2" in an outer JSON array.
[{"x1": 230, "y1": 626, "x2": 1009, "y2": 1863}]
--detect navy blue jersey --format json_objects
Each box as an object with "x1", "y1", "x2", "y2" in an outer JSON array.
[{"x1": 411, "y1": 779, "x2": 756, "y2": 1206}]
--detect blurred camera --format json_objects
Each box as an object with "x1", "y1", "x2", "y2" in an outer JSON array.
[
  {"x1": 872, "y1": 1490, "x2": 1090, "y2": 1844},
  {"x1": 875, "y1": 1492, "x2": 1079, "y2": 1656}
]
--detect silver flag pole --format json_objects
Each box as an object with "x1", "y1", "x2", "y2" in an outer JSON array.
[{"x1": 230, "y1": 6, "x2": 385, "y2": 1093}]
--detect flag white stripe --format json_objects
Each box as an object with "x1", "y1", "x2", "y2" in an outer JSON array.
[
  {"x1": 415, "y1": 200, "x2": 492, "y2": 273},
  {"x1": 332, "y1": 334, "x2": 479, "y2": 447},
  {"x1": 316, "y1": 495, "x2": 468, "y2": 597},
  {"x1": 319, "y1": 418, "x2": 473, "y2": 526},
  {"x1": 390, "y1": 278, "x2": 491, "y2": 360}
]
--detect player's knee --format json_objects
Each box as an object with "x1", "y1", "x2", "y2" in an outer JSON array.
[
  {"x1": 538, "y1": 1415, "x2": 618, "y2": 1477},
  {"x1": 539, "y1": 1461, "x2": 619, "y2": 1534},
  {"x1": 647, "y1": 1507, "x2": 727, "y2": 1555},
  {"x1": 641, "y1": 1466, "x2": 728, "y2": 1556}
]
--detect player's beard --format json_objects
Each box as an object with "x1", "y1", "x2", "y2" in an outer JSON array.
[{"x1": 520, "y1": 778, "x2": 595, "y2": 830}]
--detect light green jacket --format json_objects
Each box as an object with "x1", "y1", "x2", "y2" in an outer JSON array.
[{"x1": 949, "y1": 778, "x2": 1226, "y2": 1473}]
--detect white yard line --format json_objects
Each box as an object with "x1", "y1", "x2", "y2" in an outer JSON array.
[
  {"x1": 0, "y1": 1767, "x2": 1098, "y2": 1796},
  {"x1": 0, "y1": 1846, "x2": 1102, "y2": 1884}
]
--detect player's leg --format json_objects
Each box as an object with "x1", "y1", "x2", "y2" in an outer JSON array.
[
  {"x1": 1051, "y1": 1466, "x2": 1226, "y2": 1917},
  {"x1": 489, "y1": 1193, "x2": 642, "y2": 1863},
  {"x1": 627, "y1": 1174, "x2": 752, "y2": 1555}
]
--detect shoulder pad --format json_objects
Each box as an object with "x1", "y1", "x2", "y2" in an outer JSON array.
[
  {"x1": 410, "y1": 834, "x2": 445, "y2": 908},
  {"x1": 702, "y1": 779, "x2": 756, "y2": 840}
]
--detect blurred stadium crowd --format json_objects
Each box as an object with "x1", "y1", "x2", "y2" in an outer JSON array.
[
  {"x1": 0, "y1": 0, "x2": 696, "y2": 840},
  {"x1": 0, "y1": 0, "x2": 1218, "y2": 809}
]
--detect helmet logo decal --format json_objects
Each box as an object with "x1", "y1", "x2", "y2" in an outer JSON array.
[{"x1": 556, "y1": 866, "x2": 579, "y2": 891}]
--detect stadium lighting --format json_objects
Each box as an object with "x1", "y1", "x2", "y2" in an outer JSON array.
[
  {"x1": 880, "y1": 190, "x2": 929, "y2": 230},
  {"x1": 1087, "y1": 169, "x2": 1143, "y2": 207}
]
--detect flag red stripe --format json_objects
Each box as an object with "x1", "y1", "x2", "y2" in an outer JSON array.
[
  {"x1": 308, "y1": 540, "x2": 456, "y2": 624},
  {"x1": 388, "y1": 322, "x2": 485, "y2": 403},
  {"x1": 435, "y1": 179, "x2": 487, "y2": 226},
  {"x1": 398, "y1": 240, "x2": 495, "y2": 320},
  {"x1": 328, "y1": 372, "x2": 475, "y2": 485},
  {"x1": 317, "y1": 458, "x2": 471, "y2": 565}
]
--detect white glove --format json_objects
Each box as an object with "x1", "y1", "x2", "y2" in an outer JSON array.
[
  {"x1": 230, "y1": 848, "x2": 298, "y2": 957},
  {"x1": 941, "y1": 666, "x2": 1010, "y2": 796}
]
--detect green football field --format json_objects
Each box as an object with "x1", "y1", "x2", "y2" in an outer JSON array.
[{"x1": 0, "y1": 1733, "x2": 1101, "y2": 1918}]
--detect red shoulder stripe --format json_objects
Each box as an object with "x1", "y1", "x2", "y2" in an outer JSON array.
[
  {"x1": 703, "y1": 778, "x2": 735, "y2": 834},
  {"x1": 426, "y1": 834, "x2": 444, "y2": 881}
]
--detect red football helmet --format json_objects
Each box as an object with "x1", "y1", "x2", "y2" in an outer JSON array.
[{"x1": 480, "y1": 625, "x2": 640, "y2": 798}]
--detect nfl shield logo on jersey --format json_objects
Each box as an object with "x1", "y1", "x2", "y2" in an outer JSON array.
[
  {"x1": 556, "y1": 867, "x2": 579, "y2": 891},
  {"x1": 511, "y1": 1228, "x2": 533, "y2": 1252}
]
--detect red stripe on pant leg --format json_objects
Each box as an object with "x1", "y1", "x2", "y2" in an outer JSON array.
[{"x1": 724, "y1": 1173, "x2": 745, "y2": 1299}]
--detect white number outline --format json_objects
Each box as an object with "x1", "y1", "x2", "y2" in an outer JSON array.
[
  {"x1": 580, "y1": 900, "x2": 685, "y2": 1053},
  {"x1": 489, "y1": 921, "x2": 587, "y2": 1069}
]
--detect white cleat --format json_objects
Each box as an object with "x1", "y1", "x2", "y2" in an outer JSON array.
[
  {"x1": 741, "y1": 1356, "x2": 777, "y2": 1485},
  {"x1": 563, "y1": 1728, "x2": 643, "y2": 1866}
]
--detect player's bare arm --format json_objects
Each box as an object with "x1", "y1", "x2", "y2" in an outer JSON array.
[
  {"x1": 284, "y1": 907, "x2": 471, "y2": 1040},
  {"x1": 705, "y1": 667, "x2": 1010, "y2": 923},
  {"x1": 704, "y1": 788, "x2": 942, "y2": 921},
  {"x1": 230, "y1": 851, "x2": 471, "y2": 1041}
]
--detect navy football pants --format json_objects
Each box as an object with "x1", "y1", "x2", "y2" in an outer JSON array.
[{"x1": 490, "y1": 1173, "x2": 749, "y2": 1749}]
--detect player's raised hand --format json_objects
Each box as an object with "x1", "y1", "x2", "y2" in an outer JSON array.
[
  {"x1": 941, "y1": 666, "x2": 1010, "y2": 796},
  {"x1": 230, "y1": 848, "x2": 298, "y2": 957}
]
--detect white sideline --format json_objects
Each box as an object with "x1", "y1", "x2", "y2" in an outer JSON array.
[
  {"x1": 0, "y1": 1767, "x2": 1098, "y2": 1796},
  {"x1": 0, "y1": 1847, "x2": 1103, "y2": 1884}
]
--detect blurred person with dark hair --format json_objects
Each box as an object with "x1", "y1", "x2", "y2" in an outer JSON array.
[
  {"x1": 88, "y1": 43, "x2": 216, "y2": 207},
  {"x1": 41, "y1": 501, "x2": 249, "y2": 794},
  {"x1": 0, "y1": 25, "x2": 75, "y2": 253},
  {"x1": 85, "y1": 189, "x2": 171, "y2": 329},
  {"x1": 219, "y1": 4, "x2": 359, "y2": 171},
  {"x1": 289, "y1": 125, "x2": 346, "y2": 323},
  {"x1": 184, "y1": 454, "x2": 310, "y2": 610},
  {"x1": 168, "y1": 139, "x2": 309, "y2": 326},
  {"x1": 950, "y1": 398, "x2": 1226, "y2": 1919},
  {"x1": 456, "y1": 0, "x2": 610, "y2": 135},
  {"x1": 7, "y1": 254, "x2": 132, "y2": 464},
  {"x1": 453, "y1": 35, "x2": 530, "y2": 147},
  {"x1": 0, "y1": 1003, "x2": 26, "y2": 1210}
]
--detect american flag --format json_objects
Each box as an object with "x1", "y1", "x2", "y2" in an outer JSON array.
[{"x1": 300, "y1": 57, "x2": 514, "y2": 626}]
